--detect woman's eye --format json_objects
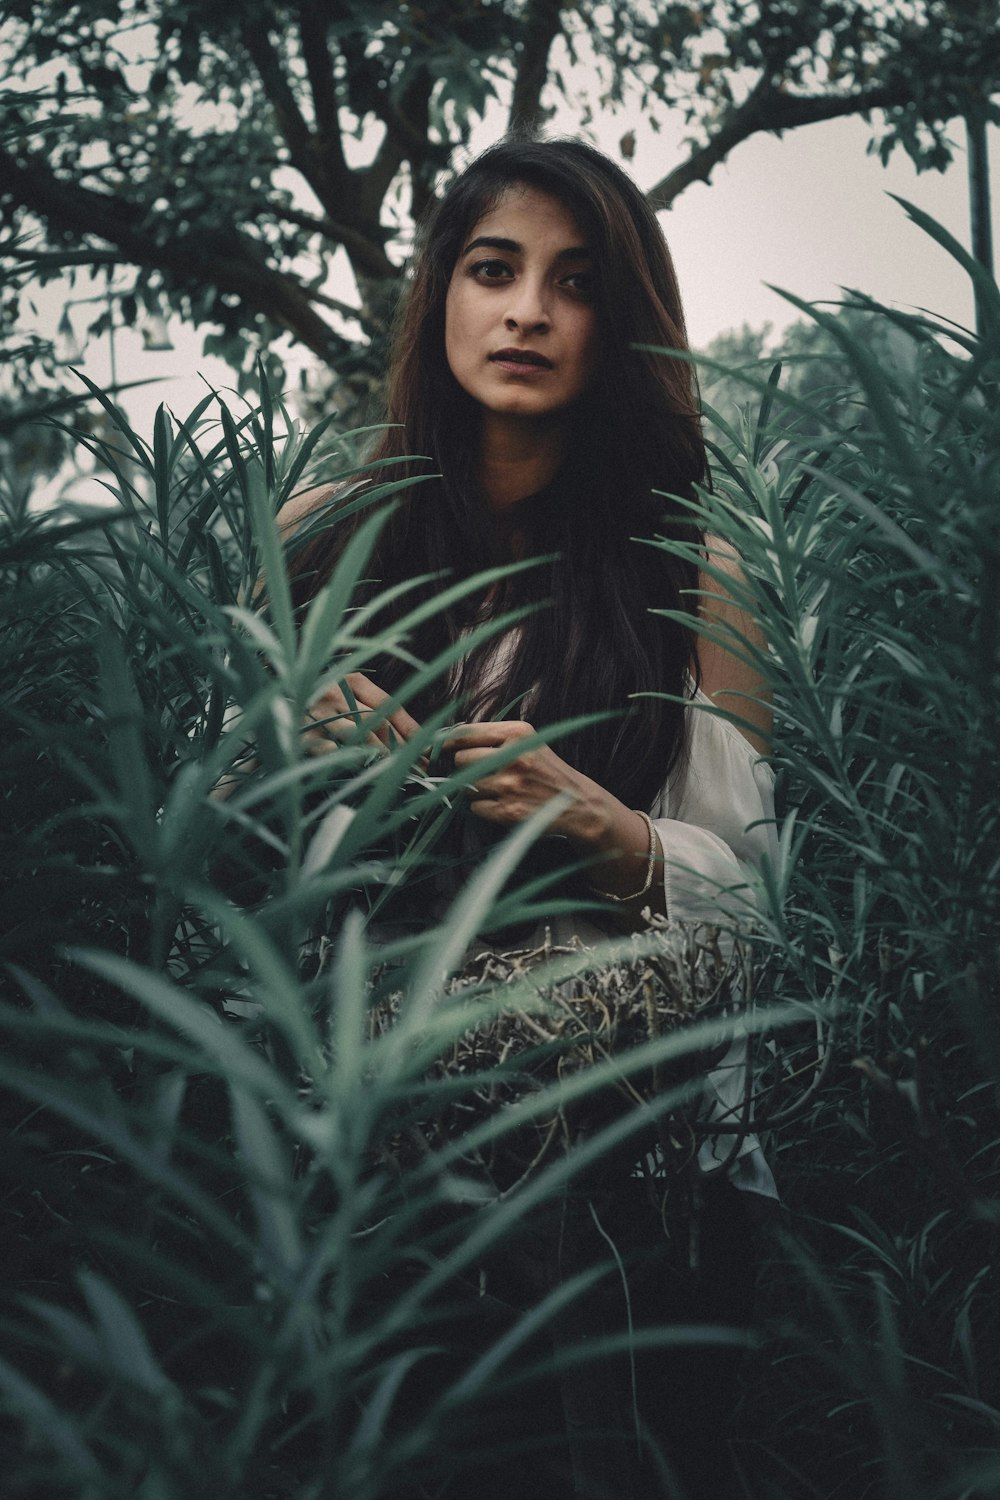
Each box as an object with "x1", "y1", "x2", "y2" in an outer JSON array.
[
  {"x1": 563, "y1": 271, "x2": 596, "y2": 298},
  {"x1": 471, "y1": 259, "x2": 512, "y2": 282}
]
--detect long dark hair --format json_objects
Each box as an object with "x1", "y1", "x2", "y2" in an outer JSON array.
[{"x1": 291, "y1": 137, "x2": 706, "y2": 812}]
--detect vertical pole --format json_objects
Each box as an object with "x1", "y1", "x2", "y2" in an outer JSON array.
[
  {"x1": 106, "y1": 273, "x2": 118, "y2": 391},
  {"x1": 965, "y1": 110, "x2": 995, "y2": 338}
]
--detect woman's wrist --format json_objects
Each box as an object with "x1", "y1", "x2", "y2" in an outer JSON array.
[
  {"x1": 601, "y1": 810, "x2": 658, "y2": 903},
  {"x1": 567, "y1": 794, "x2": 661, "y2": 903}
]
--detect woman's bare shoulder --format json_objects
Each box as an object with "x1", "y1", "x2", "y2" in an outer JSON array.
[
  {"x1": 275, "y1": 483, "x2": 341, "y2": 540},
  {"x1": 694, "y1": 533, "x2": 772, "y2": 754},
  {"x1": 699, "y1": 532, "x2": 751, "y2": 583},
  {"x1": 245, "y1": 486, "x2": 341, "y2": 605}
]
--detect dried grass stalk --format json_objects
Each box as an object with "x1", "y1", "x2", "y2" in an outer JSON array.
[{"x1": 373, "y1": 919, "x2": 747, "y2": 1192}]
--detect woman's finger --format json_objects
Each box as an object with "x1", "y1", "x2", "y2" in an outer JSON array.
[
  {"x1": 303, "y1": 703, "x2": 386, "y2": 755},
  {"x1": 304, "y1": 672, "x2": 421, "y2": 753},
  {"x1": 443, "y1": 719, "x2": 533, "y2": 753},
  {"x1": 451, "y1": 745, "x2": 503, "y2": 771},
  {"x1": 342, "y1": 673, "x2": 422, "y2": 742},
  {"x1": 303, "y1": 691, "x2": 391, "y2": 752}
]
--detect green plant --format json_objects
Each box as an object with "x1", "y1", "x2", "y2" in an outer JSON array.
[
  {"x1": 1, "y1": 377, "x2": 778, "y2": 1499},
  {"x1": 6, "y1": 197, "x2": 998, "y2": 1500},
  {"x1": 647, "y1": 201, "x2": 1000, "y2": 1498}
]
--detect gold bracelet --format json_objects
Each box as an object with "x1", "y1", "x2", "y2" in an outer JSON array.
[{"x1": 603, "y1": 809, "x2": 658, "y2": 903}]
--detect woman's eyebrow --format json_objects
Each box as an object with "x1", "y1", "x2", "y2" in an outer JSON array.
[{"x1": 460, "y1": 234, "x2": 591, "y2": 260}]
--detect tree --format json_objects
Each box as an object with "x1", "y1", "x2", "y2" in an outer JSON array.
[
  {"x1": 2, "y1": 0, "x2": 998, "y2": 411},
  {"x1": 698, "y1": 301, "x2": 916, "y2": 438}
]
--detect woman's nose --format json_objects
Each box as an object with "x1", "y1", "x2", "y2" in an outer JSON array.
[{"x1": 504, "y1": 279, "x2": 550, "y2": 333}]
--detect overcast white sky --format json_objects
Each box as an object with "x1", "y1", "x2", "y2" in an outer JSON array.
[
  {"x1": 649, "y1": 113, "x2": 998, "y2": 349},
  {"x1": 34, "y1": 94, "x2": 999, "y2": 447}
]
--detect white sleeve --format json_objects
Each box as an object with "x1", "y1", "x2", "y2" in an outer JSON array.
[
  {"x1": 649, "y1": 699, "x2": 780, "y2": 1194},
  {"x1": 649, "y1": 702, "x2": 777, "y2": 929},
  {"x1": 653, "y1": 820, "x2": 757, "y2": 929}
]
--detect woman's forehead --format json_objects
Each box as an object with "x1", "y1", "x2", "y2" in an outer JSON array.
[{"x1": 460, "y1": 183, "x2": 589, "y2": 252}]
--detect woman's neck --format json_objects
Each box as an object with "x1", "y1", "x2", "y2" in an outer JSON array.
[{"x1": 478, "y1": 413, "x2": 568, "y2": 514}]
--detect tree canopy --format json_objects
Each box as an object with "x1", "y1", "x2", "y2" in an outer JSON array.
[
  {"x1": 698, "y1": 299, "x2": 921, "y2": 439},
  {"x1": 2, "y1": 0, "x2": 998, "y2": 406}
]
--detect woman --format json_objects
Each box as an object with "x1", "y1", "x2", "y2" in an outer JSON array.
[{"x1": 285, "y1": 138, "x2": 778, "y2": 1498}]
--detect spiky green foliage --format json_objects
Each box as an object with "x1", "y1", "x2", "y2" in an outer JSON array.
[
  {"x1": 3, "y1": 201, "x2": 999, "y2": 1500},
  {"x1": 0, "y1": 376, "x2": 776, "y2": 1499},
  {"x1": 647, "y1": 201, "x2": 1000, "y2": 1499}
]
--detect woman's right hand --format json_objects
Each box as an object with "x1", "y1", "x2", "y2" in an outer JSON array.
[{"x1": 303, "y1": 672, "x2": 421, "y2": 755}]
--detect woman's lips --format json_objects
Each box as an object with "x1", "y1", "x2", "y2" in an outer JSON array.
[{"x1": 488, "y1": 348, "x2": 554, "y2": 372}]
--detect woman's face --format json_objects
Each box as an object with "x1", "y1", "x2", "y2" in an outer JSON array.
[{"x1": 444, "y1": 184, "x2": 599, "y2": 425}]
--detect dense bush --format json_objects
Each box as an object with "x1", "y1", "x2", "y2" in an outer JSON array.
[
  {"x1": 0, "y1": 371, "x2": 772, "y2": 1499},
  {"x1": 683, "y1": 204, "x2": 1000, "y2": 1499},
  {"x1": 1, "y1": 203, "x2": 998, "y2": 1498}
]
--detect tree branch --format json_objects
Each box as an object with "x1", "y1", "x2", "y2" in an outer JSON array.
[
  {"x1": 361, "y1": 74, "x2": 436, "y2": 225},
  {"x1": 361, "y1": 71, "x2": 438, "y2": 226},
  {"x1": 301, "y1": 284, "x2": 366, "y2": 322},
  {"x1": 295, "y1": 3, "x2": 416, "y2": 276},
  {"x1": 0, "y1": 146, "x2": 351, "y2": 364},
  {"x1": 359, "y1": 126, "x2": 408, "y2": 228},
  {"x1": 238, "y1": 22, "x2": 312, "y2": 166},
  {"x1": 239, "y1": 13, "x2": 350, "y2": 211},
  {"x1": 648, "y1": 77, "x2": 947, "y2": 211},
  {"x1": 508, "y1": 0, "x2": 565, "y2": 134},
  {"x1": 297, "y1": 0, "x2": 350, "y2": 183},
  {"x1": 274, "y1": 203, "x2": 396, "y2": 281}
]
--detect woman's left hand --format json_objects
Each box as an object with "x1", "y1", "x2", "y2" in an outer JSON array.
[
  {"x1": 445, "y1": 720, "x2": 611, "y2": 848},
  {"x1": 446, "y1": 720, "x2": 663, "y2": 911}
]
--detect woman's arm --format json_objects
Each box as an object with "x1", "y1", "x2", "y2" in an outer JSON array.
[
  {"x1": 695, "y1": 535, "x2": 772, "y2": 755},
  {"x1": 448, "y1": 540, "x2": 772, "y2": 919}
]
